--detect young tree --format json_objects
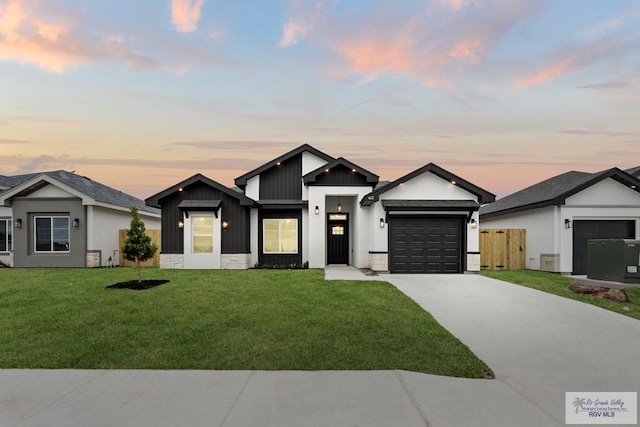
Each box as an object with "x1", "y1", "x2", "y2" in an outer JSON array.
[{"x1": 122, "y1": 206, "x2": 158, "y2": 283}]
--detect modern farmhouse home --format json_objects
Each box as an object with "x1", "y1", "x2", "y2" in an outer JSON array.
[{"x1": 146, "y1": 144, "x2": 495, "y2": 273}]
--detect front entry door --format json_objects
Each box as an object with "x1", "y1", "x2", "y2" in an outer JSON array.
[{"x1": 327, "y1": 213, "x2": 349, "y2": 264}]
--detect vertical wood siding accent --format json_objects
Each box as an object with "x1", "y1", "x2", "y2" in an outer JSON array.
[
  {"x1": 259, "y1": 154, "x2": 302, "y2": 199},
  {"x1": 258, "y1": 209, "x2": 303, "y2": 267},
  {"x1": 159, "y1": 182, "x2": 250, "y2": 254},
  {"x1": 314, "y1": 165, "x2": 369, "y2": 186}
]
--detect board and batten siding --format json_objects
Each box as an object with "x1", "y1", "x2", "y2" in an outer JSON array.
[
  {"x1": 159, "y1": 181, "x2": 250, "y2": 255},
  {"x1": 312, "y1": 165, "x2": 370, "y2": 186},
  {"x1": 259, "y1": 154, "x2": 302, "y2": 200}
]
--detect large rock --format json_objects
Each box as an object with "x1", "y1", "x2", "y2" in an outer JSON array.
[
  {"x1": 568, "y1": 282, "x2": 607, "y2": 294},
  {"x1": 602, "y1": 288, "x2": 628, "y2": 303},
  {"x1": 569, "y1": 281, "x2": 628, "y2": 303}
]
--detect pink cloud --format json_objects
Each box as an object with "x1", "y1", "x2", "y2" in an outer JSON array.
[
  {"x1": 297, "y1": 1, "x2": 547, "y2": 88},
  {"x1": 0, "y1": 0, "x2": 82, "y2": 72},
  {"x1": 171, "y1": 0, "x2": 205, "y2": 33},
  {"x1": 516, "y1": 34, "x2": 639, "y2": 87},
  {"x1": 278, "y1": 0, "x2": 339, "y2": 48},
  {"x1": 339, "y1": 39, "x2": 413, "y2": 75}
]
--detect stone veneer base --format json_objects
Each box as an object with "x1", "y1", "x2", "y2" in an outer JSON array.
[
  {"x1": 160, "y1": 253, "x2": 185, "y2": 269},
  {"x1": 368, "y1": 253, "x2": 388, "y2": 272}
]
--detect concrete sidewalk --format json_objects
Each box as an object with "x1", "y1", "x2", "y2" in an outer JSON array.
[{"x1": 0, "y1": 369, "x2": 554, "y2": 427}]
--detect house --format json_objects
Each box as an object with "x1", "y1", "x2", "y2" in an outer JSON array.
[
  {"x1": 0, "y1": 171, "x2": 160, "y2": 267},
  {"x1": 146, "y1": 144, "x2": 495, "y2": 273},
  {"x1": 480, "y1": 167, "x2": 640, "y2": 275}
]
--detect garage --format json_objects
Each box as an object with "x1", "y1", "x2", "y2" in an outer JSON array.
[
  {"x1": 572, "y1": 220, "x2": 635, "y2": 274},
  {"x1": 389, "y1": 216, "x2": 463, "y2": 273}
]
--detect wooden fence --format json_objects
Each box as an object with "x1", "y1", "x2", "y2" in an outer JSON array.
[
  {"x1": 479, "y1": 229, "x2": 526, "y2": 270},
  {"x1": 118, "y1": 229, "x2": 161, "y2": 267}
]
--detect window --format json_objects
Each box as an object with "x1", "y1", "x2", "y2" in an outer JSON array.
[
  {"x1": 263, "y1": 219, "x2": 298, "y2": 254},
  {"x1": 0, "y1": 219, "x2": 11, "y2": 252},
  {"x1": 192, "y1": 215, "x2": 213, "y2": 253},
  {"x1": 35, "y1": 216, "x2": 70, "y2": 252}
]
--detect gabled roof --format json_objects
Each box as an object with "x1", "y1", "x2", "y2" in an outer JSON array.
[
  {"x1": 480, "y1": 167, "x2": 640, "y2": 219},
  {"x1": 0, "y1": 170, "x2": 158, "y2": 215},
  {"x1": 625, "y1": 166, "x2": 640, "y2": 178},
  {"x1": 234, "y1": 144, "x2": 334, "y2": 187},
  {"x1": 361, "y1": 163, "x2": 495, "y2": 206},
  {"x1": 145, "y1": 173, "x2": 254, "y2": 208},
  {"x1": 0, "y1": 172, "x2": 40, "y2": 191},
  {"x1": 303, "y1": 157, "x2": 378, "y2": 185}
]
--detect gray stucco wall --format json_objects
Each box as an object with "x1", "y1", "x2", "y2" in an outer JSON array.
[{"x1": 12, "y1": 198, "x2": 86, "y2": 267}]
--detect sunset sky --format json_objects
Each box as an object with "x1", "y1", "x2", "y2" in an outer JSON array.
[{"x1": 1, "y1": 0, "x2": 639, "y2": 199}]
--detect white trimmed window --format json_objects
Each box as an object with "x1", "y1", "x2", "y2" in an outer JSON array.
[
  {"x1": 192, "y1": 215, "x2": 214, "y2": 253},
  {"x1": 0, "y1": 219, "x2": 11, "y2": 252},
  {"x1": 35, "y1": 216, "x2": 70, "y2": 252},
  {"x1": 263, "y1": 218, "x2": 298, "y2": 254}
]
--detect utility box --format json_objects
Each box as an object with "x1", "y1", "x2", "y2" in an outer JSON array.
[{"x1": 587, "y1": 239, "x2": 640, "y2": 284}]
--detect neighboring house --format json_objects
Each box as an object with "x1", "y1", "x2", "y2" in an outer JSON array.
[
  {"x1": 480, "y1": 167, "x2": 640, "y2": 275},
  {"x1": 0, "y1": 171, "x2": 160, "y2": 267},
  {"x1": 146, "y1": 144, "x2": 495, "y2": 273}
]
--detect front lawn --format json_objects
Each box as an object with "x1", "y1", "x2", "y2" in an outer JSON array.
[
  {"x1": 479, "y1": 270, "x2": 640, "y2": 320},
  {"x1": 0, "y1": 268, "x2": 491, "y2": 378}
]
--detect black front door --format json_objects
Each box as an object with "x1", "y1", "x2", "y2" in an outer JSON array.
[{"x1": 327, "y1": 213, "x2": 349, "y2": 264}]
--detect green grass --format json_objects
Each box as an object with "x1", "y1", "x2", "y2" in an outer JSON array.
[
  {"x1": 479, "y1": 270, "x2": 640, "y2": 320},
  {"x1": 0, "y1": 268, "x2": 491, "y2": 377}
]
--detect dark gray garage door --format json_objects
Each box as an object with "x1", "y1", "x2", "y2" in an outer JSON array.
[
  {"x1": 389, "y1": 217, "x2": 462, "y2": 273},
  {"x1": 572, "y1": 220, "x2": 635, "y2": 274}
]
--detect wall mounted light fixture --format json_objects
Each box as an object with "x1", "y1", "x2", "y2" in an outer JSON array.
[
  {"x1": 315, "y1": 206, "x2": 320, "y2": 215},
  {"x1": 72, "y1": 218, "x2": 80, "y2": 228},
  {"x1": 565, "y1": 219, "x2": 572, "y2": 229},
  {"x1": 379, "y1": 218, "x2": 385, "y2": 228},
  {"x1": 178, "y1": 220, "x2": 184, "y2": 229},
  {"x1": 222, "y1": 219, "x2": 229, "y2": 230},
  {"x1": 469, "y1": 219, "x2": 477, "y2": 229},
  {"x1": 15, "y1": 218, "x2": 22, "y2": 228}
]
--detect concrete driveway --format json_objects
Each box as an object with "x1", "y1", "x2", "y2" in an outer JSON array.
[{"x1": 381, "y1": 273, "x2": 640, "y2": 425}]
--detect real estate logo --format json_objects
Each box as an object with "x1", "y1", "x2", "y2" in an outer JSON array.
[{"x1": 566, "y1": 392, "x2": 637, "y2": 424}]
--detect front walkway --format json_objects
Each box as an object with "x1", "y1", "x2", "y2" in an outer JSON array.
[{"x1": 324, "y1": 264, "x2": 385, "y2": 281}]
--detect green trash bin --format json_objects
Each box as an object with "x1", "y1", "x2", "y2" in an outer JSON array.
[{"x1": 587, "y1": 239, "x2": 640, "y2": 283}]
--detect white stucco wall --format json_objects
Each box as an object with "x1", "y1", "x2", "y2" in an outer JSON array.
[
  {"x1": 183, "y1": 211, "x2": 221, "y2": 269},
  {"x1": 249, "y1": 209, "x2": 259, "y2": 267},
  {"x1": 481, "y1": 207, "x2": 556, "y2": 270},
  {"x1": 90, "y1": 205, "x2": 160, "y2": 267},
  {"x1": 307, "y1": 186, "x2": 372, "y2": 268},
  {"x1": 381, "y1": 172, "x2": 478, "y2": 202},
  {"x1": 245, "y1": 176, "x2": 260, "y2": 200},
  {"x1": 301, "y1": 152, "x2": 332, "y2": 200},
  {"x1": 0, "y1": 206, "x2": 12, "y2": 266}
]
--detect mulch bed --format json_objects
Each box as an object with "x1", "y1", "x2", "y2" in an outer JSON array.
[{"x1": 106, "y1": 279, "x2": 170, "y2": 291}]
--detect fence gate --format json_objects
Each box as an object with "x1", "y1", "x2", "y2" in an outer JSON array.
[
  {"x1": 480, "y1": 229, "x2": 526, "y2": 270},
  {"x1": 118, "y1": 229, "x2": 161, "y2": 267}
]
